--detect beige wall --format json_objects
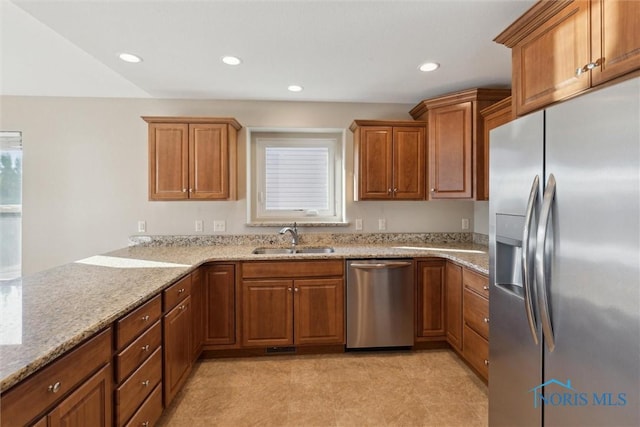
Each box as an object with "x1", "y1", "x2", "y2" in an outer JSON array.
[{"x1": 1, "y1": 96, "x2": 477, "y2": 275}]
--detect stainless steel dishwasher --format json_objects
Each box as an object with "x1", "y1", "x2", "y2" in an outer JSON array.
[{"x1": 346, "y1": 259, "x2": 414, "y2": 349}]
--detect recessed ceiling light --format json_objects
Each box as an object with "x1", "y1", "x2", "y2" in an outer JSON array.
[
  {"x1": 119, "y1": 52, "x2": 143, "y2": 63},
  {"x1": 288, "y1": 85, "x2": 303, "y2": 92},
  {"x1": 222, "y1": 56, "x2": 242, "y2": 66},
  {"x1": 418, "y1": 62, "x2": 440, "y2": 72}
]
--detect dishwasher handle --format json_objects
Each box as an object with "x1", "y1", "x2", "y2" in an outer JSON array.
[{"x1": 349, "y1": 261, "x2": 412, "y2": 269}]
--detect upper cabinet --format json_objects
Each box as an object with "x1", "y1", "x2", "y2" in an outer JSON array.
[
  {"x1": 480, "y1": 97, "x2": 513, "y2": 200},
  {"x1": 143, "y1": 117, "x2": 242, "y2": 201},
  {"x1": 350, "y1": 120, "x2": 427, "y2": 201},
  {"x1": 410, "y1": 88, "x2": 510, "y2": 200},
  {"x1": 495, "y1": 0, "x2": 640, "y2": 116}
]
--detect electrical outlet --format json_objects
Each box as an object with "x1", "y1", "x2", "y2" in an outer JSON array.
[
  {"x1": 137, "y1": 220, "x2": 146, "y2": 233},
  {"x1": 355, "y1": 218, "x2": 363, "y2": 231},
  {"x1": 195, "y1": 220, "x2": 203, "y2": 232},
  {"x1": 378, "y1": 218, "x2": 386, "y2": 231},
  {"x1": 462, "y1": 218, "x2": 470, "y2": 230},
  {"x1": 213, "y1": 220, "x2": 226, "y2": 232}
]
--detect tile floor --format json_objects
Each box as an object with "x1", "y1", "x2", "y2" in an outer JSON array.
[{"x1": 157, "y1": 349, "x2": 488, "y2": 427}]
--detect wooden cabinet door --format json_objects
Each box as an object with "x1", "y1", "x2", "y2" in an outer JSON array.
[
  {"x1": 591, "y1": 0, "x2": 640, "y2": 86},
  {"x1": 163, "y1": 295, "x2": 192, "y2": 406},
  {"x1": 392, "y1": 127, "x2": 426, "y2": 200},
  {"x1": 512, "y1": 1, "x2": 591, "y2": 115},
  {"x1": 358, "y1": 126, "x2": 393, "y2": 199},
  {"x1": 428, "y1": 102, "x2": 472, "y2": 199},
  {"x1": 480, "y1": 98, "x2": 512, "y2": 200},
  {"x1": 46, "y1": 364, "x2": 112, "y2": 427},
  {"x1": 189, "y1": 124, "x2": 229, "y2": 199},
  {"x1": 445, "y1": 262, "x2": 463, "y2": 351},
  {"x1": 148, "y1": 123, "x2": 189, "y2": 200},
  {"x1": 416, "y1": 260, "x2": 446, "y2": 338},
  {"x1": 294, "y1": 278, "x2": 345, "y2": 345},
  {"x1": 203, "y1": 264, "x2": 236, "y2": 346},
  {"x1": 241, "y1": 280, "x2": 294, "y2": 347}
]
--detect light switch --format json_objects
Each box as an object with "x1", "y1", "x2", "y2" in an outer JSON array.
[
  {"x1": 195, "y1": 220, "x2": 203, "y2": 232},
  {"x1": 137, "y1": 220, "x2": 146, "y2": 233},
  {"x1": 378, "y1": 218, "x2": 386, "y2": 231},
  {"x1": 213, "y1": 220, "x2": 226, "y2": 232},
  {"x1": 462, "y1": 218, "x2": 470, "y2": 230},
  {"x1": 355, "y1": 218, "x2": 363, "y2": 231}
]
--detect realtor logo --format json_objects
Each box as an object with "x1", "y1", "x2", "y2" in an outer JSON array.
[{"x1": 529, "y1": 379, "x2": 627, "y2": 408}]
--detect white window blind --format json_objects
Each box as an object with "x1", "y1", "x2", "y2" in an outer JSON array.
[{"x1": 265, "y1": 147, "x2": 329, "y2": 211}]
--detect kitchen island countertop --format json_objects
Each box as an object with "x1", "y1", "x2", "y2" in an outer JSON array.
[{"x1": 0, "y1": 241, "x2": 488, "y2": 392}]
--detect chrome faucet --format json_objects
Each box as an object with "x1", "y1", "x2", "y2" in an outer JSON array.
[{"x1": 279, "y1": 222, "x2": 299, "y2": 247}]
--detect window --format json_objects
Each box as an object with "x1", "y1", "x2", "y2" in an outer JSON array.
[
  {"x1": 0, "y1": 131, "x2": 22, "y2": 280},
  {"x1": 248, "y1": 129, "x2": 345, "y2": 224}
]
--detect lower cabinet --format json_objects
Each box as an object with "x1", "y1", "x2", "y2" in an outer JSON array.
[
  {"x1": 163, "y1": 275, "x2": 193, "y2": 407},
  {"x1": 416, "y1": 259, "x2": 446, "y2": 340},
  {"x1": 462, "y1": 268, "x2": 490, "y2": 381},
  {"x1": 0, "y1": 329, "x2": 113, "y2": 427},
  {"x1": 445, "y1": 262, "x2": 463, "y2": 351},
  {"x1": 240, "y1": 260, "x2": 345, "y2": 348},
  {"x1": 203, "y1": 263, "x2": 237, "y2": 348}
]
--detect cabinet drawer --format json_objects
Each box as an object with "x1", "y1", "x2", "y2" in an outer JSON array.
[
  {"x1": 164, "y1": 274, "x2": 192, "y2": 311},
  {"x1": 0, "y1": 328, "x2": 112, "y2": 427},
  {"x1": 463, "y1": 325, "x2": 489, "y2": 380},
  {"x1": 116, "y1": 347, "x2": 162, "y2": 426},
  {"x1": 463, "y1": 268, "x2": 489, "y2": 299},
  {"x1": 117, "y1": 295, "x2": 162, "y2": 349},
  {"x1": 115, "y1": 321, "x2": 162, "y2": 383},
  {"x1": 124, "y1": 383, "x2": 163, "y2": 427},
  {"x1": 463, "y1": 289, "x2": 489, "y2": 340},
  {"x1": 242, "y1": 260, "x2": 344, "y2": 279}
]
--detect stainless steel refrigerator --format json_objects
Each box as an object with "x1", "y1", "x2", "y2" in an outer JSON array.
[{"x1": 489, "y1": 77, "x2": 640, "y2": 426}]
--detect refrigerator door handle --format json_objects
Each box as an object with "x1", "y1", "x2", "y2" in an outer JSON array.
[
  {"x1": 522, "y1": 175, "x2": 540, "y2": 345},
  {"x1": 535, "y1": 173, "x2": 556, "y2": 352}
]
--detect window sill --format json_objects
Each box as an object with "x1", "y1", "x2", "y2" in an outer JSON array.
[{"x1": 246, "y1": 221, "x2": 350, "y2": 227}]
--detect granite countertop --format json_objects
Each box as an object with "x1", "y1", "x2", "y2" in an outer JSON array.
[{"x1": 0, "y1": 237, "x2": 488, "y2": 393}]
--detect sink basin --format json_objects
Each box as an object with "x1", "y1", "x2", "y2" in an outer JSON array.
[
  {"x1": 295, "y1": 246, "x2": 335, "y2": 254},
  {"x1": 251, "y1": 247, "x2": 295, "y2": 254},
  {"x1": 251, "y1": 246, "x2": 335, "y2": 255}
]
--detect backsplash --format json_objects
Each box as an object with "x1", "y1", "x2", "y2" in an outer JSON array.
[{"x1": 129, "y1": 232, "x2": 477, "y2": 247}]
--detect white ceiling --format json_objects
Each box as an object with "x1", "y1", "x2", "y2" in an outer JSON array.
[{"x1": 1, "y1": 0, "x2": 535, "y2": 104}]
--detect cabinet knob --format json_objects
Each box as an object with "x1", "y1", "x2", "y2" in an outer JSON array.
[
  {"x1": 48, "y1": 381, "x2": 61, "y2": 393},
  {"x1": 142, "y1": 422, "x2": 150, "y2": 427},
  {"x1": 189, "y1": 188, "x2": 193, "y2": 193},
  {"x1": 483, "y1": 317, "x2": 490, "y2": 323},
  {"x1": 294, "y1": 287, "x2": 299, "y2": 292},
  {"x1": 141, "y1": 315, "x2": 150, "y2": 322},
  {"x1": 387, "y1": 188, "x2": 392, "y2": 194},
  {"x1": 178, "y1": 288, "x2": 185, "y2": 294},
  {"x1": 141, "y1": 379, "x2": 150, "y2": 387},
  {"x1": 288, "y1": 287, "x2": 292, "y2": 292},
  {"x1": 179, "y1": 304, "x2": 186, "y2": 310},
  {"x1": 430, "y1": 188, "x2": 436, "y2": 192},
  {"x1": 483, "y1": 286, "x2": 489, "y2": 291},
  {"x1": 141, "y1": 344, "x2": 150, "y2": 352},
  {"x1": 484, "y1": 359, "x2": 489, "y2": 366},
  {"x1": 393, "y1": 188, "x2": 398, "y2": 193},
  {"x1": 182, "y1": 188, "x2": 187, "y2": 192}
]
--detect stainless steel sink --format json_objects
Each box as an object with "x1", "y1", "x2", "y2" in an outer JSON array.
[
  {"x1": 251, "y1": 246, "x2": 334, "y2": 254},
  {"x1": 295, "y1": 246, "x2": 335, "y2": 254},
  {"x1": 251, "y1": 247, "x2": 294, "y2": 254}
]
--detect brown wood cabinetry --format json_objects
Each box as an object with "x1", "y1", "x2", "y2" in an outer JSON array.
[
  {"x1": 495, "y1": 0, "x2": 640, "y2": 116},
  {"x1": 203, "y1": 263, "x2": 237, "y2": 348},
  {"x1": 480, "y1": 97, "x2": 513, "y2": 200},
  {"x1": 0, "y1": 329, "x2": 113, "y2": 427},
  {"x1": 350, "y1": 120, "x2": 426, "y2": 200},
  {"x1": 445, "y1": 262, "x2": 463, "y2": 351},
  {"x1": 143, "y1": 116, "x2": 242, "y2": 201},
  {"x1": 191, "y1": 267, "x2": 204, "y2": 361},
  {"x1": 410, "y1": 88, "x2": 510, "y2": 200},
  {"x1": 416, "y1": 259, "x2": 446, "y2": 340},
  {"x1": 462, "y1": 268, "x2": 490, "y2": 381},
  {"x1": 163, "y1": 275, "x2": 193, "y2": 407},
  {"x1": 241, "y1": 260, "x2": 345, "y2": 348},
  {"x1": 114, "y1": 295, "x2": 163, "y2": 427}
]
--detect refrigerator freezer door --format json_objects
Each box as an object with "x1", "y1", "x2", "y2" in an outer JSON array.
[
  {"x1": 543, "y1": 77, "x2": 640, "y2": 426},
  {"x1": 489, "y1": 111, "x2": 544, "y2": 427}
]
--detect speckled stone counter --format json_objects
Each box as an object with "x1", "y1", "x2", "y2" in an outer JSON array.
[{"x1": 0, "y1": 234, "x2": 488, "y2": 393}]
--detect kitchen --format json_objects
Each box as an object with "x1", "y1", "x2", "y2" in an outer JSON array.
[{"x1": 1, "y1": 1, "x2": 639, "y2": 426}]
